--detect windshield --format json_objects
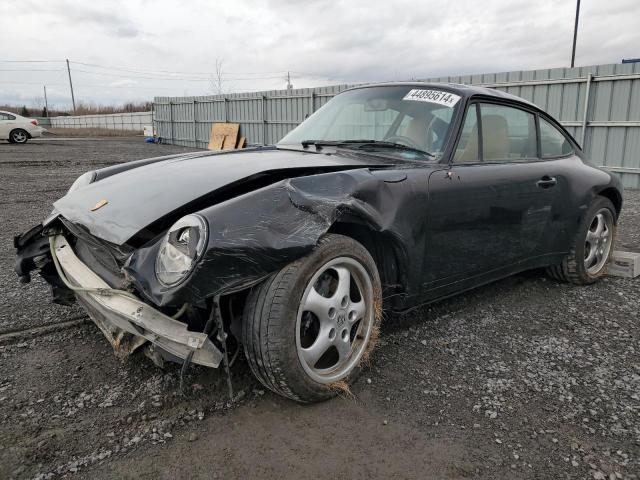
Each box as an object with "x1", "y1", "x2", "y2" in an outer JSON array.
[{"x1": 278, "y1": 86, "x2": 462, "y2": 160}]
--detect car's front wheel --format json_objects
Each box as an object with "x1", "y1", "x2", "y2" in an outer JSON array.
[
  {"x1": 10, "y1": 129, "x2": 29, "y2": 144},
  {"x1": 547, "y1": 196, "x2": 616, "y2": 284},
  {"x1": 242, "y1": 234, "x2": 382, "y2": 403}
]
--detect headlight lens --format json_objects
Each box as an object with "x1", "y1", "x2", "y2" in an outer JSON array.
[
  {"x1": 67, "y1": 171, "x2": 96, "y2": 194},
  {"x1": 155, "y1": 214, "x2": 208, "y2": 287}
]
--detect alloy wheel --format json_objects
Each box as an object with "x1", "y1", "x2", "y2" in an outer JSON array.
[
  {"x1": 12, "y1": 131, "x2": 27, "y2": 143},
  {"x1": 296, "y1": 256, "x2": 374, "y2": 384},
  {"x1": 584, "y1": 208, "x2": 614, "y2": 275}
]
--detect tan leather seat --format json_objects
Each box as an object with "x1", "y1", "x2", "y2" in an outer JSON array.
[
  {"x1": 457, "y1": 124, "x2": 479, "y2": 162},
  {"x1": 405, "y1": 117, "x2": 428, "y2": 149},
  {"x1": 482, "y1": 115, "x2": 510, "y2": 160},
  {"x1": 457, "y1": 114, "x2": 510, "y2": 162}
]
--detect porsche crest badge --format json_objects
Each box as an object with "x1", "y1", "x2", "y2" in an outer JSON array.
[{"x1": 90, "y1": 199, "x2": 108, "y2": 211}]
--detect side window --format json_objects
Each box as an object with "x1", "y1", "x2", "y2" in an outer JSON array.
[
  {"x1": 453, "y1": 105, "x2": 479, "y2": 163},
  {"x1": 539, "y1": 117, "x2": 573, "y2": 158},
  {"x1": 0, "y1": 113, "x2": 8, "y2": 120},
  {"x1": 480, "y1": 104, "x2": 537, "y2": 162}
]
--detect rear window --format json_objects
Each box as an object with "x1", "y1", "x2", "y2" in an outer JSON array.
[{"x1": 539, "y1": 117, "x2": 573, "y2": 158}]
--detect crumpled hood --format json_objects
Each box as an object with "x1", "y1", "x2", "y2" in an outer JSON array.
[{"x1": 53, "y1": 147, "x2": 387, "y2": 245}]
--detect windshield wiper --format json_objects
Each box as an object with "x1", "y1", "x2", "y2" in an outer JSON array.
[
  {"x1": 300, "y1": 139, "x2": 434, "y2": 157},
  {"x1": 301, "y1": 139, "x2": 370, "y2": 148}
]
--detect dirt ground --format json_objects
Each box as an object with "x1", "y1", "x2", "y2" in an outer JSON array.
[{"x1": 0, "y1": 137, "x2": 638, "y2": 480}]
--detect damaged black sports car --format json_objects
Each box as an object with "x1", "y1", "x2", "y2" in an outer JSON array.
[{"x1": 15, "y1": 83, "x2": 622, "y2": 402}]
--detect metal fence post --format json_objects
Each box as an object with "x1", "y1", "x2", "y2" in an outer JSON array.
[
  {"x1": 262, "y1": 95, "x2": 267, "y2": 145},
  {"x1": 169, "y1": 101, "x2": 174, "y2": 144},
  {"x1": 223, "y1": 97, "x2": 228, "y2": 123},
  {"x1": 580, "y1": 73, "x2": 593, "y2": 148},
  {"x1": 193, "y1": 99, "x2": 197, "y2": 147}
]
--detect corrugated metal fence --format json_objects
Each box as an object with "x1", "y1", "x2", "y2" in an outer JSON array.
[
  {"x1": 154, "y1": 86, "x2": 349, "y2": 148},
  {"x1": 51, "y1": 111, "x2": 152, "y2": 132},
  {"x1": 154, "y1": 62, "x2": 640, "y2": 188}
]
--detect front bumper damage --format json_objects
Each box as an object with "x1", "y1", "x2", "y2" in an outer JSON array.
[{"x1": 50, "y1": 234, "x2": 223, "y2": 368}]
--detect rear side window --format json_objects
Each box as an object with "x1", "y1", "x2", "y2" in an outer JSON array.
[
  {"x1": 539, "y1": 117, "x2": 573, "y2": 158},
  {"x1": 0, "y1": 113, "x2": 12, "y2": 120},
  {"x1": 480, "y1": 104, "x2": 537, "y2": 162}
]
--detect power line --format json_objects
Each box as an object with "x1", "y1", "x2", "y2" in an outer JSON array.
[
  {"x1": 0, "y1": 59, "x2": 62, "y2": 63},
  {"x1": 71, "y1": 68, "x2": 285, "y2": 82},
  {"x1": 0, "y1": 58, "x2": 341, "y2": 103},
  {"x1": 0, "y1": 68, "x2": 66, "y2": 72},
  {"x1": 69, "y1": 60, "x2": 289, "y2": 77},
  {"x1": 0, "y1": 80, "x2": 67, "y2": 86},
  {"x1": 0, "y1": 59, "x2": 335, "y2": 81}
]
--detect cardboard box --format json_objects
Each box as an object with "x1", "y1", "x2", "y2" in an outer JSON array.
[{"x1": 607, "y1": 251, "x2": 640, "y2": 278}]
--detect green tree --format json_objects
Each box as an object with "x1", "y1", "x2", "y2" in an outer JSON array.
[{"x1": 20, "y1": 105, "x2": 29, "y2": 117}]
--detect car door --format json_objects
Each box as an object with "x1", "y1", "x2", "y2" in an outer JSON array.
[
  {"x1": 422, "y1": 101, "x2": 565, "y2": 297},
  {"x1": 0, "y1": 113, "x2": 12, "y2": 139}
]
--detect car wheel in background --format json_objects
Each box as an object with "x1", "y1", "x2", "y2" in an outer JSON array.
[
  {"x1": 547, "y1": 196, "x2": 616, "y2": 285},
  {"x1": 242, "y1": 234, "x2": 382, "y2": 403},
  {"x1": 10, "y1": 129, "x2": 29, "y2": 144}
]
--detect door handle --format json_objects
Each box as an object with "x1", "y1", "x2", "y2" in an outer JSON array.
[{"x1": 536, "y1": 176, "x2": 557, "y2": 189}]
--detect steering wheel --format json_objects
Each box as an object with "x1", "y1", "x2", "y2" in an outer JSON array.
[{"x1": 383, "y1": 134, "x2": 423, "y2": 151}]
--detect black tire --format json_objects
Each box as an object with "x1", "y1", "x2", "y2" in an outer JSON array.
[
  {"x1": 546, "y1": 196, "x2": 616, "y2": 285},
  {"x1": 242, "y1": 234, "x2": 382, "y2": 403},
  {"x1": 10, "y1": 129, "x2": 29, "y2": 144}
]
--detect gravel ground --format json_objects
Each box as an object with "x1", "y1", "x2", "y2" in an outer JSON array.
[{"x1": 0, "y1": 138, "x2": 638, "y2": 480}]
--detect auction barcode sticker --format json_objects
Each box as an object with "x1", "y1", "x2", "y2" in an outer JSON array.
[{"x1": 403, "y1": 89, "x2": 461, "y2": 107}]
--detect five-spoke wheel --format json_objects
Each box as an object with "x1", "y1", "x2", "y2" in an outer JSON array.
[
  {"x1": 297, "y1": 257, "x2": 374, "y2": 384},
  {"x1": 546, "y1": 195, "x2": 617, "y2": 284},
  {"x1": 584, "y1": 208, "x2": 614, "y2": 275},
  {"x1": 242, "y1": 234, "x2": 381, "y2": 403},
  {"x1": 10, "y1": 129, "x2": 29, "y2": 144}
]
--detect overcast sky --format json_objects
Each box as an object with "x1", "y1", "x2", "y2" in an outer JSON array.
[{"x1": 1, "y1": 0, "x2": 638, "y2": 110}]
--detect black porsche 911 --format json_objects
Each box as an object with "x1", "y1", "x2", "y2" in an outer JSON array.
[{"x1": 15, "y1": 83, "x2": 622, "y2": 403}]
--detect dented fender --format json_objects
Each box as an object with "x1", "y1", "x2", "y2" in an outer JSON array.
[{"x1": 123, "y1": 167, "x2": 431, "y2": 308}]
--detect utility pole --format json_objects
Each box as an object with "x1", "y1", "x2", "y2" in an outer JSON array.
[
  {"x1": 570, "y1": 0, "x2": 581, "y2": 68},
  {"x1": 66, "y1": 58, "x2": 76, "y2": 112},
  {"x1": 286, "y1": 71, "x2": 293, "y2": 90},
  {"x1": 43, "y1": 85, "x2": 49, "y2": 117}
]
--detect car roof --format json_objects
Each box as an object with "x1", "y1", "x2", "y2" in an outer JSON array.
[{"x1": 345, "y1": 81, "x2": 539, "y2": 110}]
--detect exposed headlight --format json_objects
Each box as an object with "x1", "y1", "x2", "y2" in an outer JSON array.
[
  {"x1": 155, "y1": 214, "x2": 208, "y2": 287},
  {"x1": 67, "y1": 171, "x2": 97, "y2": 194}
]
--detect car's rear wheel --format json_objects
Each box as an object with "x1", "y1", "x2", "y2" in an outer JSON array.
[
  {"x1": 10, "y1": 129, "x2": 29, "y2": 144},
  {"x1": 546, "y1": 196, "x2": 616, "y2": 284},
  {"x1": 242, "y1": 234, "x2": 382, "y2": 403}
]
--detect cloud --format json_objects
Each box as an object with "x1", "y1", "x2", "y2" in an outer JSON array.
[
  {"x1": 38, "y1": 1, "x2": 140, "y2": 37},
  {"x1": 0, "y1": 0, "x2": 638, "y2": 108},
  {"x1": 108, "y1": 79, "x2": 139, "y2": 87}
]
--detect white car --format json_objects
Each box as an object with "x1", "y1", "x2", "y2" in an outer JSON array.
[{"x1": 0, "y1": 110, "x2": 46, "y2": 144}]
